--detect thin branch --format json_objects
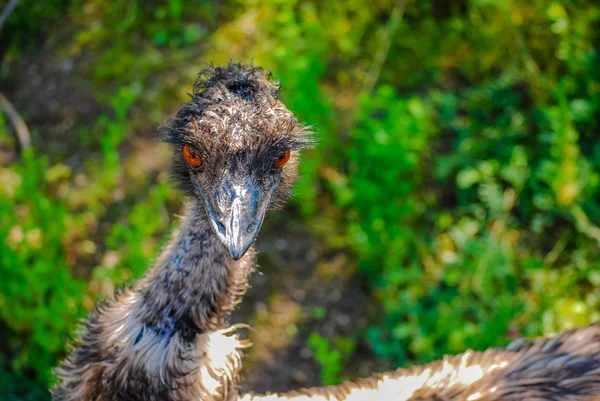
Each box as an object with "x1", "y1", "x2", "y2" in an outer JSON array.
[
  {"x1": 0, "y1": 0, "x2": 20, "y2": 34},
  {"x1": 342, "y1": 0, "x2": 410, "y2": 137},
  {"x1": 361, "y1": 0, "x2": 410, "y2": 97},
  {"x1": 544, "y1": 230, "x2": 570, "y2": 266},
  {"x1": 570, "y1": 205, "x2": 600, "y2": 245},
  {"x1": 0, "y1": 91, "x2": 31, "y2": 149}
]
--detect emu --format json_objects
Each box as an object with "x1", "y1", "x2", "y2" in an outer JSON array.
[
  {"x1": 53, "y1": 63, "x2": 600, "y2": 401},
  {"x1": 53, "y1": 63, "x2": 312, "y2": 401}
]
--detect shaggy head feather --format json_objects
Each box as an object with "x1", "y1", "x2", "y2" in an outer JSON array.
[
  {"x1": 162, "y1": 62, "x2": 313, "y2": 201},
  {"x1": 160, "y1": 62, "x2": 313, "y2": 259}
]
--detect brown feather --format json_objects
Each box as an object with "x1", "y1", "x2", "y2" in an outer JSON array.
[
  {"x1": 52, "y1": 62, "x2": 314, "y2": 401},
  {"x1": 241, "y1": 324, "x2": 600, "y2": 401}
]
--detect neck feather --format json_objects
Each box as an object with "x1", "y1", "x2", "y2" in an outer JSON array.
[
  {"x1": 53, "y1": 202, "x2": 253, "y2": 401},
  {"x1": 138, "y1": 202, "x2": 254, "y2": 336}
]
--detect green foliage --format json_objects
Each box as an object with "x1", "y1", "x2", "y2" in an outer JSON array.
[
  {"x1": 0, "y1": 84, "x2": 171, "y2": 397},
  {"x1": 307, "y1": 332, "x2": 355, "y2": 385},
  {"x1": 0, "y1": 124, "x2": 84, "y2": 397},
  {"x1": 207, "y1": 0, "x2": 600, "y2": 368},
  {"x1": 2, "y1": 0, "x2": 66, "y2": 57},
  {"x1": 1, "y1": 0, "x2": 599, "y2": 397}
]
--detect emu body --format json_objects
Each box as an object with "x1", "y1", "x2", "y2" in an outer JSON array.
[{"x1": 241, "y1": 324, "x2": 600, "y2": 400}]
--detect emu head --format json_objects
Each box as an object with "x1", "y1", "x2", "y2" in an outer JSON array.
[{"x1": 163, "y1": 63, "x2": 312, "y2": 260}]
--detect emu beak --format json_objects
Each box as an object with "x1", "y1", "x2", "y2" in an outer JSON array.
[{"x1": 208, "y1": 177, "x2": 268, "y2": 260}]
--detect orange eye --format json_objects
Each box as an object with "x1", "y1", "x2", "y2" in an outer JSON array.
[
  {"x1": 274, "y1": 150, "x2": 290, "y2": 168},
  {"x1": 183, "y1": 146, "x2": 202, "y2": 167}
]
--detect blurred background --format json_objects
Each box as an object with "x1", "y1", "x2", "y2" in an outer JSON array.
[{"x1": 0, "y1": 0, "x2": 599, "y2": 399}]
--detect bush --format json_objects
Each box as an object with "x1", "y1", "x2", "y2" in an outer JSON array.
[
  {"x1": 1, "y1": 0, "x2": 599, "y2": 394},
  {"x1": 209, "y1": 0, "x2": 600, "y2": 370}
]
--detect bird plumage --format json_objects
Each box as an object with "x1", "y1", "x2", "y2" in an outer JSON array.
[
  {"x1": 162, "y1": 63, "x2": 312, "y2": 202},
  {"x1": 53, "y1": 62, "x2": 311, "y2": 401},
  {"x1": 53, "y1": 205, "x2": 253, "y2": 401},
  {"x1": 241, "y1": 323, "x2": 600, "y2": 400}
]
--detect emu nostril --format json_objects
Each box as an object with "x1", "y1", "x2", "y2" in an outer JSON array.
[
  {"x1": 246, "y1": 222, "x2": 256, "y2": 233},
  {"x1": 214, "y1": 219, "x2": 226, "y2": 235}
]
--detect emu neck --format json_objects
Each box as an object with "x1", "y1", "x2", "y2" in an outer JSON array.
[
  {"x1": 138, "y1": 201, "x2": 253, "y2": 337},
  {"x1": 53, "y1": 201, "x2": 253, "y2": 401}
]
